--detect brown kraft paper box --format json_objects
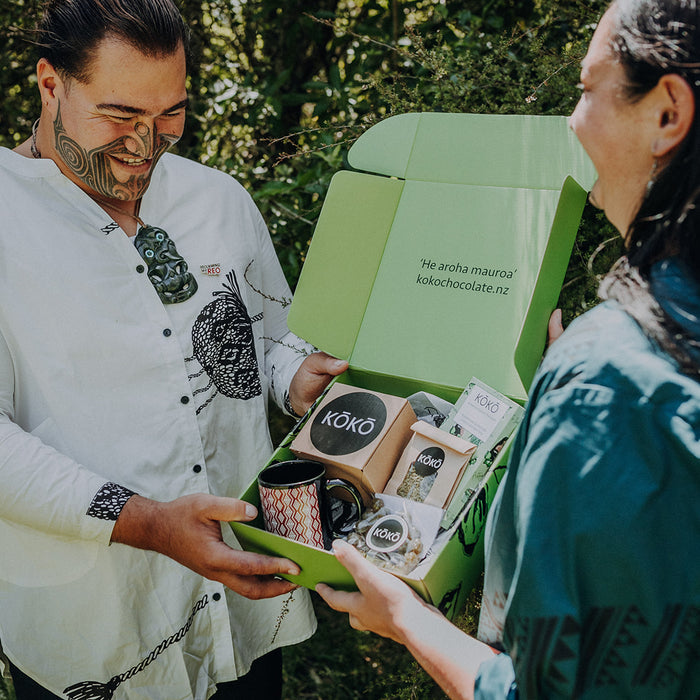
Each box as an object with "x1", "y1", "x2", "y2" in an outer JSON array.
[
  {"x1": 291, "y1": 382, "x2": 416, "y2": 503},
  {"x1": 384, "y1": 421, "x2": 477, "y2": 508}
]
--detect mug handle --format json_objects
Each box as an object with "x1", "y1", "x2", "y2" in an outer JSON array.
[{"x1": 326, "y1": 478, "x2": 364, "y2": 538}]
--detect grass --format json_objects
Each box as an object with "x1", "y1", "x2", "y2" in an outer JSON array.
[
  {"x1": 0, "y1": 676, "x2": 13, "y2": 700},
  {"x1": 283, "y1": 593, "x2": 448, "y2": 699},
  {"x1": 283, "y1": 587, "x2": 483, "y2": 700}
]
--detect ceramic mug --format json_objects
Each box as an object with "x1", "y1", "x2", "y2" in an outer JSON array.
[{"x1": 257, "y1": 459, "x2": 363, "y2": 550}]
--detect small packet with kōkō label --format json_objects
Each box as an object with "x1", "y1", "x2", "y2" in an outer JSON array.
[
  {"x1": 439, "y1": 377, "x2": 525, "y2": 529},
  {"x1": 383, "y1": 421, "x2": 476, "y2": 509}
]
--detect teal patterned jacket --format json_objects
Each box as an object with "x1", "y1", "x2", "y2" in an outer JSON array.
[{"x1": 474, "y1": 257, "x2": 700, "y2": 699}]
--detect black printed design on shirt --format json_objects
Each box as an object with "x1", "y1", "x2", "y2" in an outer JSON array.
[
  {"x1": 86, "y1": 482, "x2": 136, "y2": 520},
  {"x1": 185, "y1": 269, "x2": 262, "y2": 414},
  {"x1": 576, "y1": 605, "x2": 647, "y2": 692},
  {"x1": 457, "y1": 464, "x2": 506, "y2": 558}
]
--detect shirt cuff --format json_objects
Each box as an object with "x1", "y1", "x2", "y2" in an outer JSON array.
[
  {"x1": 78, "y1": 482, "x2": 137, "y2": 545},
  {"x1": 474, "y1": 652, "x2": 518, "y2": 700},
  {"x1": 282, "y1": 390, "x2": 304, "y2": 419},
  {"x1": 85, "y1": 482, "x2": 137, "y2": 521}
]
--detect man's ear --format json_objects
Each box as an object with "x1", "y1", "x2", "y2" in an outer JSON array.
[
  {"x1": 36, "y1": 58, "x2": 63, "y2": 117},
  {"x1": 651, "y1": 73, "x2": 695, "y2": 158}
]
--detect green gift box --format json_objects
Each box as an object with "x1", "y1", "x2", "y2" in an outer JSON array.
[{"x1": 231, "y1": 112, "x2": 596, "y2": 619}]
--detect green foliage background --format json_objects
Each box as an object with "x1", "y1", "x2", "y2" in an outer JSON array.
[
  {"x1": 1, "y1": 0, "x2": 619, "y2": 315},
  {"x1": 1, "y1": 0, "x2": 620, "y2": 697}
]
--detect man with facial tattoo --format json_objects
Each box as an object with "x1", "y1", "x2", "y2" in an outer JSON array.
[{"x1": 0, "y1": 1, "x2": 348, "y2": 698}]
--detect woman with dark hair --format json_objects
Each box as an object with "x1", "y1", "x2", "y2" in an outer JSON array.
[{"x1": 317, "y1": 1, "x2": 700, "y2": 697}]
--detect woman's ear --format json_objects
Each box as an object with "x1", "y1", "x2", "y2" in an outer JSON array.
[{"x1": 651, "y1": 73, "x2": 695, "y2": 158}]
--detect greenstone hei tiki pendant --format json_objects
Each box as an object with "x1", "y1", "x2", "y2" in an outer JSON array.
[{"x1": 133, "y1": 225, "x2": 198, "y2": 304}]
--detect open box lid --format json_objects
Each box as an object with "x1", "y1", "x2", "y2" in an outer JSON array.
[{"x1": 287, "y1": 112, "x2": 596, "y2": 402}]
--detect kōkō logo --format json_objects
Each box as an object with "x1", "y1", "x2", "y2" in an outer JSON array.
[
  {"x1": 412, "y1": 446, "x2": 445, "y2": 477},
  {"x1": 309, "y1": 392, "x2": 387, "y2": 456},
  {"x1": 473, "y1": 391, "x2": 504, "y2": 414},
  {"x1": 366, "y1": 514, "x2": 409, "y2": 553}
]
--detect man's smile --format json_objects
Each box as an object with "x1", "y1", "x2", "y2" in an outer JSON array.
[
  {"x1": 108, "y1": 152, "x2": 153, "y2": 173},
  {"x1": 112, "y1": 154, "x2": 149, "y2": 165}
]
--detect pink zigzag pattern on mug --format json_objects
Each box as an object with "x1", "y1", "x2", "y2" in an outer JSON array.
[{"x1": 261, "y1": 483, "x2": 325, "y2": 549}]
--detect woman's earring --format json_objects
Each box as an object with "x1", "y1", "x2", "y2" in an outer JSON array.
[{"x1": 646, "y1": 158, "x2": 659, "y2": 195}]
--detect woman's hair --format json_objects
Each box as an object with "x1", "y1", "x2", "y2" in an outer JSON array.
[
  {"x1": 600, "y1": 0, "x2": 700, "y2": 375},
  {"x1": 36, "y1": 0, "x2": 190, "y2": 82}
]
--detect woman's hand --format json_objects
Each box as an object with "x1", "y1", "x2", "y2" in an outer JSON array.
[
  {"x1": 316, "y1": 540, "x2": 499, "y2": 700},
  {"x1": 547, "y1": 308, "x2": 565, "y2": 348},
  {"x1": 316, "y1": 539, "x2": 426, "y2": 643}
]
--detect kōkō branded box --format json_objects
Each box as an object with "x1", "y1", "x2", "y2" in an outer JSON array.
[
  {"x1": 231, "y1": 112, "x2": 596, "y2": 618},
  {"x1": 290, "y1": 383, "x2": 417, "y2": 504}
]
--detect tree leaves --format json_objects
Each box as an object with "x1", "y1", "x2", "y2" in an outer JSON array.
[{"x1": 2, "y1": 0, "x2": 614, "y2": 304}]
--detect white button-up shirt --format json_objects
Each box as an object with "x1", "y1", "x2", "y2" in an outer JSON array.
[{"x1": 0, "y1": 148, "x2": 316, "y2": 699}]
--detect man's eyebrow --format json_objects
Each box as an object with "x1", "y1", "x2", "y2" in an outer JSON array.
[{"x1": 95, "y1": 98, "x2": 190, "y2": 115}]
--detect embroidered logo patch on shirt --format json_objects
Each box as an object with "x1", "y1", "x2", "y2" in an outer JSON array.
[{"x1": 200, "y1": 264, "x2": 221, "y2": 276}]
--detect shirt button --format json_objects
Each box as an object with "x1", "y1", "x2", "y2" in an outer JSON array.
[
  {"x1": 193, "y1": 464, "x2": 202, "y2": 473},
  {"x1": 212, "y1": 592, "x2": 221, "y2": 601},
  {"x1": 163, "y1": 328, "x2": 172, "y2": 337},
  {"x1": 180, "y1": 396, "x2": 190, "y2": 405},
  {"x1": 136, "y1": 264, "x2": 145, "y2": 273}
]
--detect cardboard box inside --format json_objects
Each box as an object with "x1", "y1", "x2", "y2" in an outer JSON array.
[
  {"x1": 231, "y1": 112, "x2": 596, "y2": 617},
  {"x1": 290, "y1": 382, "x2": 417, "y2": 503}
]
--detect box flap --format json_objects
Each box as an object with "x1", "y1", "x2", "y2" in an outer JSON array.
[
  {"x1": 287, "y1": 172, "x2": 404, "y2": 360},
  {"x1": 348, "y1": 112, "x2": 596, "y2": 190},
  {"x1": 410, "y1": 420, "x2": 476, "y2": 455},
  {"x1": 288, "y1": 113, "x2": 596, "y2": 402}
]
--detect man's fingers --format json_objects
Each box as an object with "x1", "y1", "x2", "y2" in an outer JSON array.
[
  {"x1": 289, "y1": 351, "x2": 349, "y2": 415},
  {"x1": 305, "y1": 351, "x2": 348, "y2": 377},
  {"x1": 218, "y1": 548, "x2": 301, "y2": 578},
  {"x1": 226, "y1": 574, "x2": 299, "y2": 600},
  {"x1": 205, "y1": 548, "x2": 302, "y2": 598},
  {"x1": 201, "y1": 495, "x2": 258, "y2": 523}
]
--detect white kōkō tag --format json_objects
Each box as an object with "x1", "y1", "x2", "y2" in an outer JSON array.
[
  {"x1": 365, "y1": 514, "x2": 409, "y2": 553},
  {"x1": 449, "y1": 382, "x2": 512, "y2": 442},
  {"x1": 347, "y1": 494, "x2": 443, "y2": 575}
]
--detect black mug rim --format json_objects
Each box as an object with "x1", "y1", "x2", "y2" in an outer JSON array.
[{"x1": 258, "y1": 459, "x2": 325, "y2": 489}]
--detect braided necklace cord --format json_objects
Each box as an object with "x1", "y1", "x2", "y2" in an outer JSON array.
[
  {"x1": 30, "y1": 118, "x2": 41, "y2": 158},
  {"x1": 63, "y1": 595, "x2": 210, "y2": 700}
]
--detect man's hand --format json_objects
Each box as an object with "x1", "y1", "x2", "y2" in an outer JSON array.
[
  {"x1": 111, "y1": 493, "x2": 300, "y2": 599},
  {"x1": 288, "y1": 351, "x2": 348, "y2": 417}
]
